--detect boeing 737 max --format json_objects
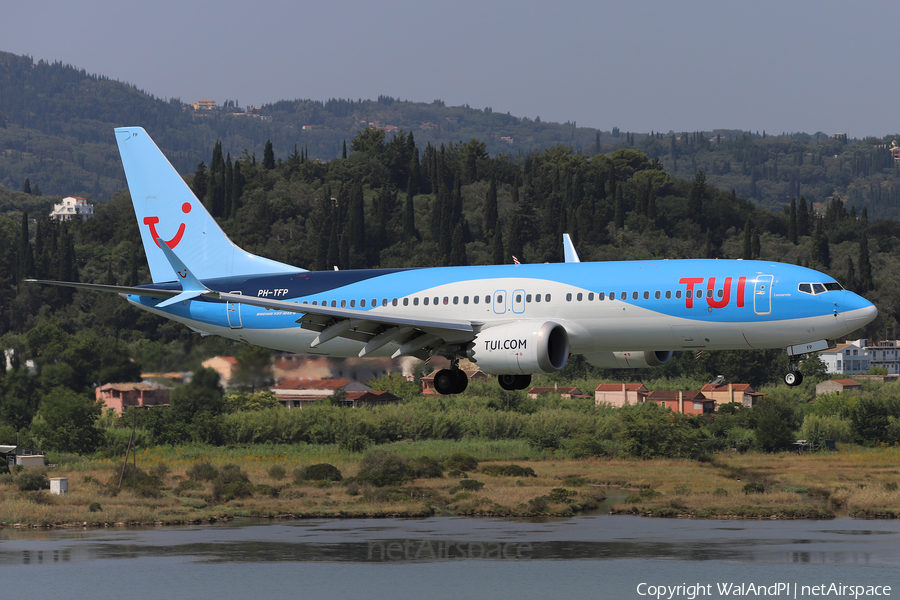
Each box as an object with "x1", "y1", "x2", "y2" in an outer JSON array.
[{"x1": 29, "y1": 127, "x2": 878, "y2": 394}]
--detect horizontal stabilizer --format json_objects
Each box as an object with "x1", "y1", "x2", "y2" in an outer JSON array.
[{"x1": 563, "y1": 233, "x2": 581, "y2": 263}]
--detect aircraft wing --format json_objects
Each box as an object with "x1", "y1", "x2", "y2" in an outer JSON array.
[
  {"x1": 25, "y1": 279, "x2": 186, "y2": 299},
  {"x1": 213, "y1": 291, "x2": 483, "y2": 357}
]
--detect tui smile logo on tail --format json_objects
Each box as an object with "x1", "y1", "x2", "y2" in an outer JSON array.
[{"x1": 143, "y1": 202, "x2": 192, "y2": 249}]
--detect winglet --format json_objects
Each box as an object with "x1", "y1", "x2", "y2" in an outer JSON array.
[
  {"x1": 154, "y1": 238, "x2": 209, "y2": 308},
  {"x1": 563, "y1": 233, "x2": 581, "y2": 263}
]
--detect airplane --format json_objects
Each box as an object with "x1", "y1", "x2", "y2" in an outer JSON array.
[{"x1": 29, "y1": 127, "x2": 878, "y2": 394}]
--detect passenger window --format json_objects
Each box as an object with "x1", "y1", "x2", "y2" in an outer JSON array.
[
  {"x1": 577, "y1": 293, "x2": 583, "y2": 301},
  {"x1": 665, "y1": 291, "x2": 671, "y2": 299},
  {"x1": 566, "y1": 293, "x2": 573, "y2": 302},
  {"x1": 545, "y1": 294, "x2": 551, "y2": 302},
  {"x1": 707, "y1": 289, "x2": 713, "y2": 298},
  {"x1": 312, "y1": 301, "x2": 318, "y2": 306},
  {"x1": 609, "y1": 292, "x2": 615, "y2": 300},
  {"x1": 526, "y1": 294, "x2": 532, "y2": 302},
  {"x1": 655, "y1": 291, "x2": 660, "y2": 299},
  {"x1": 443, "y1": 297, "x2": 449, "y2": 305},
  {"x1": 588, "y1": 293, "x2": 594, "y2": 301},
  {"x1": 424, "y1": 297, "x2": 429, "y2": 305},
  {"x1": 485, "y1": 295, "x2": 491, "y2": 304},
  {"x1": 516, "y1": 294, "x2": 522, "y2": 303},
  {"x1": 453, "y1": 296, "x2": 459, "y2": 305},
  {"x1": 696, "y1": 290, "x2": 702, "y2": 298},
  {"x1": 464, "y1": 296, "x2": 469, "y2": 304},
  {"x1": 535, "y1": 294, "x2": 541, "y2": 303},
  {"x1": 403, "y1": 298, "x2": 409, "y2": 306},
  {"x1": 812, "y1": 283, "x2": 826, "y2": 294},
  {"x1": 349, "y1": 300, "x2": 355, "y2": 308},
  {"x1": 414, "y1": 298, "x2": 419, "y2": 306},
  {"x1": 382, "y1": 299, "x2": 388, "y2": 306},
  {"x1": 497, "y1": 295, "x2": 504, "y2": 304},
  {"x1": 632, "y1": 291, "x2": 638, "y2": 300},
  {"x1": 331, "y1": 300, "x2": 337, "y2": 307},
  {"x1": 474, "y1": 296, "x2": 479, "y2": 304},
  {"x1": 599, "y1": 292, "x2": 605, "y2": 300},
  {"x1": 717, "y1": 289, "x2": 723, "y2": 299},
  {"x1": 643, "y1": 291, "x2": 649, "y2": 300},
  {"x1": 360, "y1": 299, "x2": 366, "y2": 307},
  {"x1": 676, "y1": 290, "x2": 682, "y2": 299},
  {"x1": 392, "y1": 299, "x2": 398, "y2": 306}
]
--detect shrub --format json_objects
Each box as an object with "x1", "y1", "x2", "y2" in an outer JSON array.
[
  {"x1": 305, "y1": 463, "x2": 343, "y2": 482},
  {"x1": 713, "y1": 488, "x2": 728, "y2": 497},
  {"x1": 175, "y1": 479, "x2": 203, "y2": 494},
  {"x1": 548, "y1": 487, "x2": 577, "y2": 503},
  {"x1": 15, "y1": 469, "x2": 49, "y2": 491},
  {"x1": 212, "y1": 464, "x2": 253, "y2": 502},
  {"x1": 89, "y1": 502, "x2": 102, "y2": 512},
  {"x1": 255, "y1": 484, "x2": 279, "y2": 497},
  {"x1": 456, "y1": 479, "x2": 484, "y2": 491},
  {"x1": 562, "y1": 476, "x2": 585, "y2": 487},
  {"x1": 481, "y1": 464, "x2": 536, "y2": 478},
  {"x1": 267, "y1": 465, "x2": 286, "y2": 481},
  {"x1": 338, "y1": 433, "x2": 371, "y2": 453},
  {"x1": 410, "y1": 456, "x2": 443, "y2": 479},
  {"x1": 187, "y1": 461, "x2": 219, "y2": 482},
  {"x1": 884, "y1": 482, "x2": 898, "y2": 492},
  {"x1": 356, "y1": 450, "x2": 412, "y2": 487},
  {"x1": 443, "y1": 453, "x2": 478, "y2": 472},
  {"x1": 292, "y1": 467, "x2": 308, "y2": 484},
  {"x1": 743, "y1": 482, "x2": 766, "y2": 494},
  {"x1": 112, "y1": 463, "x2": 165, "y2": 498}
]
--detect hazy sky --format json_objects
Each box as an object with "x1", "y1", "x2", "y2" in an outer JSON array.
[{"x1": 5, "y1": 1, "x2": 898, "y2": 137}]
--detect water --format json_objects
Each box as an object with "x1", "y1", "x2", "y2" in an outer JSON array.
[{"x1": 2, "y1": 515, "x2": 899, "y2": 599}]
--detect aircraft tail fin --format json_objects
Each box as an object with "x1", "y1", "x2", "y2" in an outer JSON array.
[{"x1": 114, "y1": 127, "x2": 301, "y2": 283}]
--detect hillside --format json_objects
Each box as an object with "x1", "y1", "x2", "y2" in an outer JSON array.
[{"x1": 3, "y1": 50, "x2": 900, "y2": 222}]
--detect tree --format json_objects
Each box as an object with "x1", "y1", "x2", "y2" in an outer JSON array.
[
  {"x1": 262, "y1": 140, "x2": 275, "y2": 170},
  {"x1": 752, "y1": 397, "x2": 797, "y2": 452},
  {"x1": 191, "y1": 162, "x2": 208, "y2": 203},
  {"x1": 858, "y1": 231, "x2": 873, "y2": 292},
  {"x1": 484, "y1": 178, "x2": 498, "y2": 237},
  {"x1": 31, "y1": 388, "x2": 103, "y2": 454},
  {"x1": 689, "y1": 170, "x2": 707, "y2": 226},
  {"x1": 232, "y1": 345, "x2": 273, "y2": 392},
  {"x1": 789, "y1": 197, "x2": 798, "y2": 244}
]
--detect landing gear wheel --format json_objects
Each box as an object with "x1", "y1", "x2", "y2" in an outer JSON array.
[
  {"x1": 452, "y1": 369, "x2": 469, "y2": 394},
  {"x1": 434, "y1": 369, "x2": 456, "y2": 395},
  {"x1": 513, "y1": 374, "x2": 532, "y2": 390},
  {"x1": 498, "y1": 374, "x2": 517, "y2": 391},
  {"x1": 784, "y1": 371, "x2": 803, "y2": 386}
]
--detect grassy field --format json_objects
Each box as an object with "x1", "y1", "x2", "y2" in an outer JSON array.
[{"x1": 2, "y1": 441, "x2": 899, "y2": 527}]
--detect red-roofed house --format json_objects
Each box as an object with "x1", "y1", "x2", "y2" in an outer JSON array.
[
  {"x1": 594, "y1": 383, "x2": 648, "y2": 407},
  {"x1": 815, "y1": 379, "x2": 863, "y2": 395},
  {"x1": 644, "y1": 390, "x2": 714, "y2": 415},
  {"x1": 527, "y1": 386, "x2": 585, "y2": 399},
  {"x1": 270, "y1": 377, "x2": 372, "y2": 408},
  {"x1": 700, "y1": 383, "x2": 765, "y2": 408},
  {"x1": 96, "y1": 383, "x2": 170, "y2": 415}
]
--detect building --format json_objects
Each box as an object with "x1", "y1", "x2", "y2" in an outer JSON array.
[
  {"x1": 50, "y1": 196, "x2": 93, "y2": 221},
  {"x1": 1, "y1": 446, "x2": 46, "y2": 468},
  {"x1": 270, "y1": 377, "x2": 372, "y2": 408},
  {"x1": 820, "y1": 340, "x2": 871, "y2": 375},
  {"x1": 644, "y1": 390, "x2": 714, "y2": 415},
  {"x1": 201, "y1": 356, "x2": 238, "y2": 386},
  {"x1": 95, "y1": 383, "x2": 170, "y2": 414},
  {"x1": 594, "y1": 383, "x2": 648, "y2": 407},
  {"x1": 865, "y1": 340, "x2": 900, "y2": 375},
  {"x1": 340, "y1": 390, "x2": 401, "y2": 408},
  {"x1": 192, "y1": 99, "x2": 217, "y2": 110},
  {"x1": 815, "y1": 379, "x2": 862, "y2": 395},
  {"x1": 700, "y1": 382, "x2": 765, "y2": 408},
  {"x1": 527, "y1": 386, "x2": 585, "y2": 399}
]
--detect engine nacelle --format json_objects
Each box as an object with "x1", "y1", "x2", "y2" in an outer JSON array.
[
  {"x1": 468, "y1": 321, "x2": 569, "y2": 375},
  {"x1": 583, "y1": 350, "x2": 674, "y2": 369}
]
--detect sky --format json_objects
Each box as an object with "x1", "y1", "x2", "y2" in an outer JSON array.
[{"x1": 4, "y1": 0, "x2": 899, "y2": 138}]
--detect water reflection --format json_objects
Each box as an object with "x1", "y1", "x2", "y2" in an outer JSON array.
[{"x1": 2, "y1": 516, "x2": 900, "y2": 567}]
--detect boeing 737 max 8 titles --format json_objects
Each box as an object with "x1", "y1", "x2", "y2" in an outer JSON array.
[{"x1": 29, "y1": 127, "x2": 879, "y2": 393}]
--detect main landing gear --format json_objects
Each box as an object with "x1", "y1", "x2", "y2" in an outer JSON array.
[
  {"x1": 497, "y1": 374, "x2": 532, "y2": 391},
  {"x1": 433, "y1": 365, "x2": 469, "y2": 395}
]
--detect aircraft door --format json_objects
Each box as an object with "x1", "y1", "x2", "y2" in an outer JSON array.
[
  {"x1": 227, "y1": 291, "x2": 243, "y2": 329},
  {"x1": 512, "y1": 289, "x2": 526, "y2": 314},
  {"x1": 493, "y1": 290, "x2": 507, "y2": 314},
  {"x1": 753, "y1": 275, "x2": 773, "y2": 315}
]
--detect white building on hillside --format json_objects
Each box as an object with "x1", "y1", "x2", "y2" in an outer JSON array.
[
  {"x1": 865, "y1": 340, "x2": 900, "y2": 375},
  {"x1": 50, "y1": 196, "x2": 93, "y2": 221},
  {"x1": 820, "y1": 339, "x2": 871, "y2": 375}
]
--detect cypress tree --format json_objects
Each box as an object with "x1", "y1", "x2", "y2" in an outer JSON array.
[
  {"x1": 752, "y1": 228, "x2": 761, "y2": 259},
  {"x1": 845, "y1": 256, "x2": 858, "y2": 293},
  {"x1": 789, "y1": 197, "x2": 798, "y2": 244},
  {"x1": 224, "y1": 152, "x2": 233, "y2": 218},
  {"x1": 507, "y1": 212, "x2": 524, "y2": 264},
  {"x1": 797, "y1": 195, "x2": 809, "y2": 237},
  {"x1": 402, "y1": 188, "x2": 418, "y2": 239},
  {"x1": 742, "y1": 220, "x2": 752, "y2": 260},
  {"x1": 231, "y1": 161, "x2": 244, "y2": 214},
  {"x1": 689, "y1": 170, "x2": 706, "y2": 226},
  {"x1": 858, "y1": 231, "x2": 873, "y2": 292},
  {"x1": 342, "y1": 140, "x2": 347, "y2": 159},
  {"x1": 23, "y1": 178, "x2": 31, "y2": 194},
  {"x1": 613, "y1": 185, "x2": 624, "y2": 229},
  {"x1": 484, "y1": 178, "x2": 498, "y2": 238},
  {"x1": 491, "y1": 229, "x2": 504, "y2": 265},
  {"x1": 192, "y1": 162, "x2": 208, "y2": 203},
  {"x1": 449, "y1": 222, "x2": 467, "y2": 266},
  {"x1": 263, "y1": 140, "x2": 275, "y2": 170}
]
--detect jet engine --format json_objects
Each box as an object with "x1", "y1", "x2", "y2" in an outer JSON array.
[
  {"x1": 583, "y1": 350, "x2": 674, "y2": 369},
  {"x1": 468, "y1": 321, "x2": 569, "y2": 375}
]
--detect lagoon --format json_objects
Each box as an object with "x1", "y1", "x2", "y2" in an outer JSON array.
[{"x1": 2, "y1": 514, "x2": 899, "y2": 600}]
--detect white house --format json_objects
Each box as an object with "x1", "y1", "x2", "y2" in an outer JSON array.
[
  {"x1": 50, "y1": 196, "x2": 93, "y2": 221},
  {"x1": 865, "y1": 340, "x2": 900, "y2": 375},
  {"x1": 819, "y1": 339, "x2": 871, "y2": 375}
]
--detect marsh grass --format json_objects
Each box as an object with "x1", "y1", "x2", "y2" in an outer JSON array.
[{"x1": 5, "y1": 444, "x2": 900, "y2": 526}]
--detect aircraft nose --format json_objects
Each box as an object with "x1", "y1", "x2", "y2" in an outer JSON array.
[{"x1": 842, "y1": 292, "x2": 878, "y2": 330}]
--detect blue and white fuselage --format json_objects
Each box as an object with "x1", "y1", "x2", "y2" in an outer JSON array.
[{"x1": 29, "y1": 127, "x2": 878, "y2": 393}]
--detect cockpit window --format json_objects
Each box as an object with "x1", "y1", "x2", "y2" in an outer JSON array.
[{"x1": 798, "y1": 282, "x2": 844, "y2": 295}]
